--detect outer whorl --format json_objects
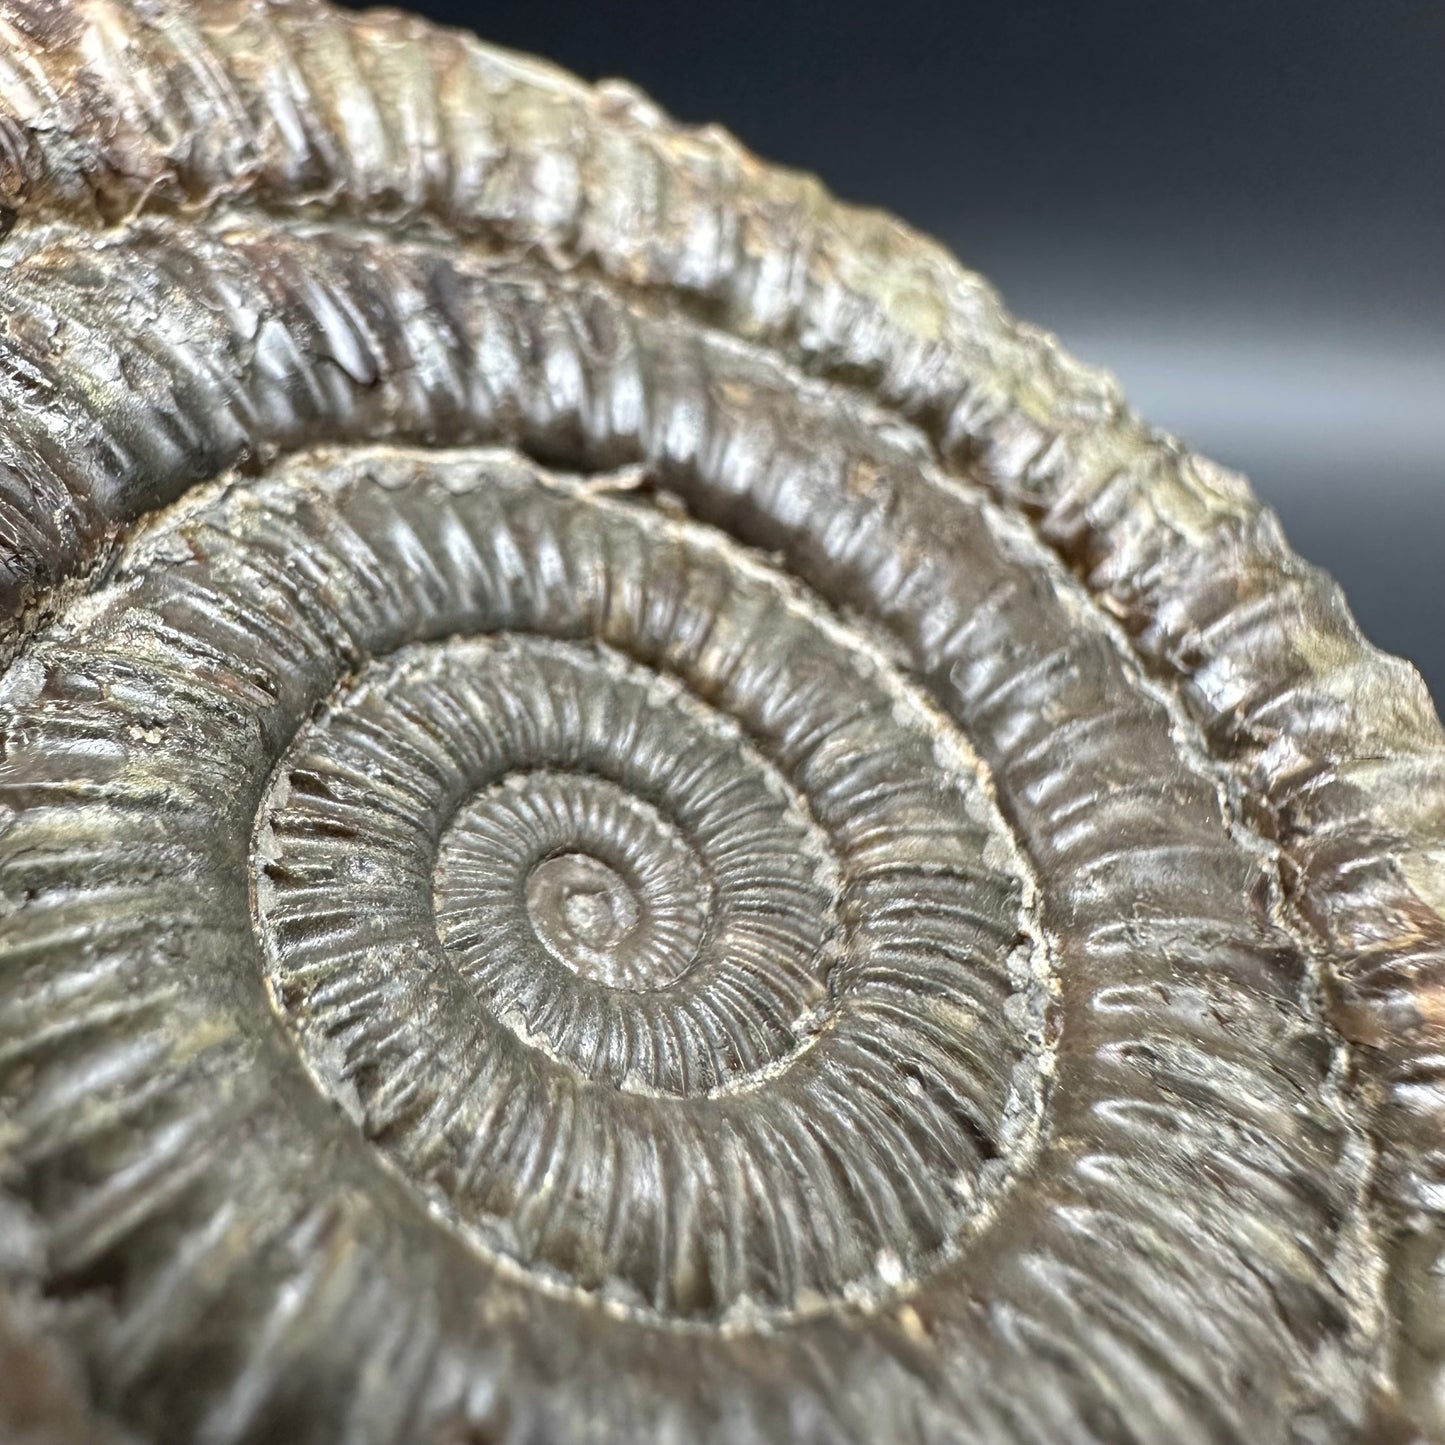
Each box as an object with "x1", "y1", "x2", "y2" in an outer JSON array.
[{"x1": 0, "y1": 3, "x2": 1441, "y2": 1442}]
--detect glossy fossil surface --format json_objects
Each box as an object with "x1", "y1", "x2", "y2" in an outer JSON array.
[{"x1": 0, "y1": 3, "x2": 1441, "y2": 1443}]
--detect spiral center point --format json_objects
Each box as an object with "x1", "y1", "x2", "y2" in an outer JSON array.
[{"x1": 526, "y1": 851, "x2": 643, "y2": 982}]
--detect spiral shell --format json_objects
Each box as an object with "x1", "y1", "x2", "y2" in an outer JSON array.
[{"x1": 0, "y1": 3, "x2": 1441, "y2": 1442}]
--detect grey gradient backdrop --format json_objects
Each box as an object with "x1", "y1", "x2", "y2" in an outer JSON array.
[{"x1": 342, "y1": 0, "x2": 1444, "y2": 707}]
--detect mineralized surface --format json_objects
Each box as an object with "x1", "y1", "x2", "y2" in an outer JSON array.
[{"x1": 0, "y1": 3, "x2": 1441, "y2": 1442}]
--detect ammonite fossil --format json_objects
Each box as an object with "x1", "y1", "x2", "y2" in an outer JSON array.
[{"x1": 0, "y1": 3, "x2": 1441, "y2": 1442}]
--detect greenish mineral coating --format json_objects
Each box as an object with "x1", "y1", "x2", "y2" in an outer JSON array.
[{"x1": 0, "y1": 3, "x2": 1441, "y2": 1442}]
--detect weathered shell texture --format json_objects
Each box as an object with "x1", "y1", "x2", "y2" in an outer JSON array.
[{"x1": 0, "y1": 2, "x2": 1441, "y2": 1442}]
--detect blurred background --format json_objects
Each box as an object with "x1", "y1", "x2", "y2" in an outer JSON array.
[{"x1": 345, "y1": 0, "x2": 1444, "y2": 707}]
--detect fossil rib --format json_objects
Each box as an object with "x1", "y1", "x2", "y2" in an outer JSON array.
[{"x1": 0, "y1": 3, "x2": 1441, "y2": 1442}]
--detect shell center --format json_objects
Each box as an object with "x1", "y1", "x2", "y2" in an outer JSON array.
[{"x1": 526, "y1": 850, "x2": 643, "y2": 981}]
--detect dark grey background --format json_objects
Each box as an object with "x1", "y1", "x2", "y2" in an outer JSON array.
[{"x1": 343, "y1": 0, "x2": 1444, "y2": 708}]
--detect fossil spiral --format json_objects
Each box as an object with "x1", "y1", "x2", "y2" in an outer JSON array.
[{"x1": 0, "y1": 2, "x2": 1442, "y2": 1442}]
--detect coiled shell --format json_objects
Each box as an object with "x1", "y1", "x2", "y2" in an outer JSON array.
[{"x1": 0, "y1": 3, "x2": 1441, "y2": 1442}]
